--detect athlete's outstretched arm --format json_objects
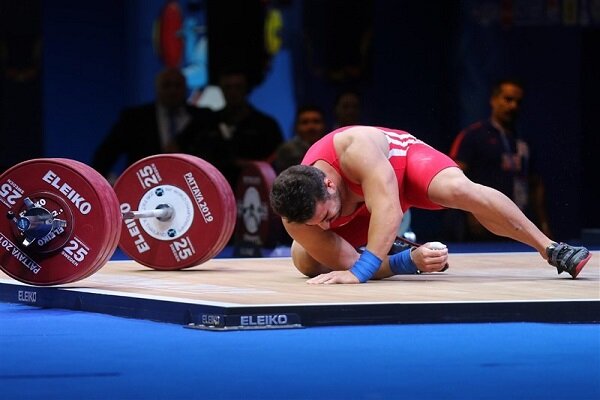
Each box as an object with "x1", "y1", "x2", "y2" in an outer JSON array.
[
  {"x1": 306, "y1": 128, "x2": 403, "y2": 284},
  {"x1": 338, "y1": 128, "x2": 402, "y2": 261}
]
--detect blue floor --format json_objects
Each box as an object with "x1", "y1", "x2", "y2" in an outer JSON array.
[
  {"x1": 1, "y1": 302, "x2": 599, "y2": 400},
  {"x1": 3, "y1": 241, "x2": 599, "y2": 399}
]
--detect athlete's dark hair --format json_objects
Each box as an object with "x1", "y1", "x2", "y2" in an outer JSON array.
[{"x1": 269, "y1": 165, "x2": 328, "y2": 223}]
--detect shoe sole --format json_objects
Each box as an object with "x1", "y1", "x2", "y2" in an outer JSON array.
[{"x1": 570, "y1": 253, "x2": 592, "y2": 279}]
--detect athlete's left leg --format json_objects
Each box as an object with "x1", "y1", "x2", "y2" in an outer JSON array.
[{"x1": 427, "y1": 167, "x2": 552, "y2": 257}]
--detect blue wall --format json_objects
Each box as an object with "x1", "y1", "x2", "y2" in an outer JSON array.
[{"x1": 42, "y1": 0, "x2": 164, "y2": 164}]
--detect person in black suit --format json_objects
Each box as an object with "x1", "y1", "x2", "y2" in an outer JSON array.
[
  {"x1": 92, "y1": 68, "x2": 216, "y2": 183},
  {"x1": 212, "y1": 69, "x2": 284, "y2": 187}
]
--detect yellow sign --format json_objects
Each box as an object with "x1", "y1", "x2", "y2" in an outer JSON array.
[{"x1": 265, "y1": 9, "x2": 283, "y2": 55}]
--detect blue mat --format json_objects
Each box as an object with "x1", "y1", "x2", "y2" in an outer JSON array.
[{"x1": 1, "y1": 302, "x2": 598, "y2": 400}]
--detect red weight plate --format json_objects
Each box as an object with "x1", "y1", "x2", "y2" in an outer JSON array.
[
  {"x1": 29, "y1": 159, "x2": 117, "y2": 284},
  {"x1": 0, "y1": 159, "x2": 117, "y2": 285},
  {"x1": 43, "y1": 159, "x2": 112, "y2": 282},
  {"x1": 114, "y1": 154, "x2": 236, "y2": 270},
  {"x1": 176, "y1": 154, "x2": 236, "y2": 264},
  {"x1": 117, "y1": 154, "x2": 235, "y2": 269},
  {"x1": 66, "y1": 159, "x2": 121, "y2": 274},
  {"x1": 208, "y1": 180, "x2": 235, "y2": 259},
  {"x1": 158, "y1": 154, "x2": 235, "y2": 265},
  {"x1": 202, "y1": 181, "x2": 236, "y2": 261},
  {"x1": 57, "y1": 159, "x2": 121, "y2": 280},
  {"x1": 178, "y1": 154, "x2": 236, "y2": 262},
  {"x1": 234, "y1": 161, "x2": 282, "y2": 248},
  {"x1": 53, "y1": 160, "x2": 118, "y2": 275}
]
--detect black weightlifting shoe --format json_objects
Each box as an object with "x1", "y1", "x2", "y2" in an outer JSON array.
[
  {"x1": 388, "y1": 239, "x2": 412, "y2": 255},
  {"x1": 357, "y1": 239, "x2": 412, "y2": 256},
  {"x1": 546, "y1": 242, "x2": 592, "y2": 279}
]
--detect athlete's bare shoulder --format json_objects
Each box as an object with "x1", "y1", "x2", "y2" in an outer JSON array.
[
  {"x1": 333, "y1": 127, "x2": 391, "y2": 182},
  {"x1": 333, "y1": 126, "x2": 387, "y2": 153}
]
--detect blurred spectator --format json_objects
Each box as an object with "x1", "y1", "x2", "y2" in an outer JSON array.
[
  {"x1": 92, "y1": 68, "x2": 216, "y2": 183},
  {"x1": 448, "y1": 78, "x2": 551, "y2": 240},
  {"x1": 212, "y1": 69, "x2": 284, "y2": 187},
  {"x1": 272, "y1": 105, "x2": 327, "y2": 174},
  {"x1": 333, "y1": 89, "x2": 361, "y2": 128}
]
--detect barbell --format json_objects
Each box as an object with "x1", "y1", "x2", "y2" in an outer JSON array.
[{"x1": 0, "y1": 154, "x2": 280, "y2": 286}]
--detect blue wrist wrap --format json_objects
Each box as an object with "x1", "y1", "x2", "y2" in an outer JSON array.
[
  {"x1": 389, "y1": 249, "x2": 418, "y2": 275},
  {"x1": 350, "y1": 250, "x2": 382, "y2": 283}
]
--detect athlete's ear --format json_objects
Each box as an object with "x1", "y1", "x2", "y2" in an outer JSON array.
[{"x1": 324, "y1": 177, "x2": 335, "y2": 193}]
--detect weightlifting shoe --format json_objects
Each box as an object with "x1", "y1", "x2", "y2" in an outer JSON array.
[
  {"x1": 546, "y1": 242, "x2": 592, "y2": 279},
  {"x1": 357, "y1": 239, "x2": 411, "y2": 256},
  {"x1": 388, "y1": 238, "x2": 412, "y2": 255}
]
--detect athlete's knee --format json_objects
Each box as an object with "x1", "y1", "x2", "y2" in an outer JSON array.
[
  {"x1": 429, "y1": 168, "x2": 476, "y2": 204},
  {"x1": 291, "y1": 241, "x2": 331, "y2": 277},
  {"x1": 446, "y1": 179, "x2": 510, "y2": 212}
]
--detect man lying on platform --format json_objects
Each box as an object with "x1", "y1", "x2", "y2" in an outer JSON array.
[{"x1": 269, "y1": 125, "x2": 591, "y2": 284}]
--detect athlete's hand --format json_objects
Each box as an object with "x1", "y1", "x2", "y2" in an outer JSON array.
[
  {"x1": 306, "y1": 270, "x2": 360, "y2": 284},
  {"x1": 411, "y1": 242, "x2": 449, "y2": 272}
]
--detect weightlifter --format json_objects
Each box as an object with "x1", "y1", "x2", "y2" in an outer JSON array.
[{"x1": 269, "y1": 125, "x2": 592, "y2": 284}]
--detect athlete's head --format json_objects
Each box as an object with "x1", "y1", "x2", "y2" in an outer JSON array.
[{"x1": 270, "y1": 165, "x2": 330, "y2": 223}]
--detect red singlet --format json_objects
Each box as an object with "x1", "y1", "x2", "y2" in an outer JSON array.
[{"x1": 301, "y1": 126, "x2": 457, "y2": 246}]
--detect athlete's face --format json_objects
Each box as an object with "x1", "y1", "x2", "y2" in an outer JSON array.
[
  {"x1": 304, "y1": 183, "x2": 341, "y2": 230},
  {"x1": 490, "y1": 83, "x2": 523, "y2": 128}
]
